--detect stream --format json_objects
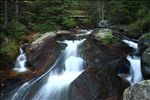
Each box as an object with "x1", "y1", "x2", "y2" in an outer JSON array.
[
  {"x1": 10, "y1": 39, "x2": 86, "y2": 100},
  {"x1": 122, "y1": 39, "x2": 143, "y2": 85},
  {"x1": 13, "y1": 48, "x2": 28, "y2": 72},
  {"x1": 10, "y1": 31, "x2": 144, "y2": 100}
]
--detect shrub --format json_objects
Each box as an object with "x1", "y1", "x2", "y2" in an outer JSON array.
[
  {"x1": 62, "y1": 17, "x2": 76, "y2": 29},
  {"x1": 32, "y1": 22, "x2": 62, "y2": 33},
  {"x1": 0, "y1": 39, "x2": 19, "y2": 68},
  {"x1": 6, "y1": 20, "x2": 27, "y2": 40},
  {"x1": 127, "y1": 11, "x2": 150, "y2": 37},
  {"x1": 32, "y1": 23, "x2": 51, "y2": 33},
  {"x1": 143, "y1": 33, "x2": 150, "y2": 39}
]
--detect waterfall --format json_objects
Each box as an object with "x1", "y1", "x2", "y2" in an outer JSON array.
[
  {"x1": 123, "y1": 39, "x2": 143, "y2": 84},
  {"x1": 11, "y1": 39, "x2": 86, "y2": 100},
  {"x1": 13, "y1": 48, "x2": 28, "y2": 72}
]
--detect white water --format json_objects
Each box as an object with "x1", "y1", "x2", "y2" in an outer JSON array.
[
  {"x1": 13, "y1": 48, "x2": 28, "y2": 72},
  {"x1": 83, "y1": 29, "x2": 93, "y2": 35},
  {"x1": 123, "y1": 39, "x2": 143, "y2": 84},
  {"x1": 123, "y1": 39, "x2": 137, "y2": 49},
  {"x1": 11, "y1": 39, "x2": 86, "y2": 100},
  {"x1": 76, "y1": 29, "x2": 93, "y2": 36}
]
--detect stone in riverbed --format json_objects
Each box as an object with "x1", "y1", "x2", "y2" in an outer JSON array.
[
  {"x1": 26, "y1": 34, "x2": 61, "y2": 69},
  {"x1": 69, "y1": 67, "x2": 130, "y2": 100},
  {"x1": 123, "y1": 80, "x2": 150, "y2": 100},
  {"x1": 138, "y1": 33, "x2": 150, "y2": 55},
  {"x1": 141, "y1": 47, "x2": 150, "y2": 79}
]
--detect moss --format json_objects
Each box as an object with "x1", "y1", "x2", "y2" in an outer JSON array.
[{"x1": 96, "y1": 29, "x2": 114, "y2": 45}]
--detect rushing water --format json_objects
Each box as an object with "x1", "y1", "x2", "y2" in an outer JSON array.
[
  {"x1": 13, "y1": 48, "x2": 28, "y2": 72},
  {"x1": 123, "y1": 39, "x2": 143, "y2": 84},
  {"x1": 11, "y1": 39, "x2": 86, "y2": 100}
]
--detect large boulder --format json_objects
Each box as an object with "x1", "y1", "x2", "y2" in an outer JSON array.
[
  {"x1": 82, "y1": 34, "x2": 132, "y2": 69},
  {"x1": 26, "y1": 32, "x2": 60, "y2": 69},
  {"x1": 141, "y1": 47, "x2": 150, "y2": 79},
  {"x1": 138, "y1": 33, "x2": 150, "y2": 55},
  {"x1": 69, "y1": 35, "x2": 132, "y2": 100},
  {"x1": 69, "y1": 67, "x2": 130, "y2": 100},
  {"x1": 123, "y1": 80, "x2": 150, "y2": 100},
  {"x1": 98, "y1": 20, "x2": 109, "y2": 28}
]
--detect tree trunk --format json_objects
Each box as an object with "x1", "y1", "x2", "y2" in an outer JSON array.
[
  {"x1": 15, "y1": 0, "x2": 19, "y2": 27},
  {"x1": 4, "y1": 0, "x2": 8, "y2": 28},
  {"x1": 98, "y1": 0, "x2": 105, "y2": 21},
  {"x1": 101, "y1": 0, "x2": 104, "y2": 21}
]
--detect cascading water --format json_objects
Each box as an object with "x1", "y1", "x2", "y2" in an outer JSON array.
[
  {"x1": 123, "y1": 39, "x2": 143, "y2": 84},
  {"x1": 11, "y1": 39, "x2": 86, "y2": 100},
  {"x1": 13, "y1": 48, "x2": 28, "y2": 72}
]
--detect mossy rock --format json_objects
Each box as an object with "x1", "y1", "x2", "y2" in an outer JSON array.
[
  {"x1": 123, "y1": 80, "x2": 150, "y2": 100},
  {"x1": 141, "y1": 47, "x2": 150, "y2": 79},
  {"x1": 138, "y1": 33, "x2": 150, "y2": 55},
  {"x1": 95, "y1": 29, "x2": 114, "y2": 45}
]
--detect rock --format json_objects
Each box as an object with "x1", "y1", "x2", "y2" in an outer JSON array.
[
  {"x1": 32, "y1": 32, "x2": 56, "y2": 44},
  {"x1": 138, "y1": 33, "x2": 150, "y2": 55},
  {"x1": 82, "y1": 35, "x2": 132, "y2": 69},
  {"x1": 123, "y1": 80, "x2": 150, "y2": 100},
  {"x1": 98, "y1": 20, "x2": 109, "y2": 28},
  {"x1": 111, "y1": 25, "x2": 128, "y2": 33},
  {"x1": 26, "y1": 33, "x2": 61, "y2": 69},
  {"x1": 141, "y1": 47, "x2": 150, "y2": 79},
  {"x1": 69, "y1": 67, "x2": 130, "y2": 100},
  {"x1": 69, "y1": 36, "x2": 131, "y2": 100},
  {"x1": 56, "y1": 30, "x2": 74, "y2": 34},
  {"x1": 106, "y1": 96, "x2": 122, "y2": 100}
]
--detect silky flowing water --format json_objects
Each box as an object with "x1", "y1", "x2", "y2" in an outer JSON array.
[
  {"x1": 13, "y1": 48, "x2": 28, "y2": 72},
  {"x1": 11, "y1": 39, "x2": 86, "y2": 100},
  {"x1": 123, "y1": 39, "x2": 143, "y2": 84}
]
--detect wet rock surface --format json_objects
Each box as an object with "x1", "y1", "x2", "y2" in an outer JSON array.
[
  {"x1": 69, "y1": 68, "x2": 130, "y2": 100},
  {"x1": 141, "y1": 47, "x2": 150, "y2": 79},
  {"x1": 81, "y1": 34, "x2": 132, "y2": 69},
  {"x1": 69, "y1": 33, "x2": 132, "y2": 100},
  {"x1": 138, "y1": 33, "x2": 150, "y2": 55},
  {"x1": 26, "y1": 35, "x2": 61, "y2": 69},
  {"x1": 138, "y1": 33, "x2": 150, "y2": 79},
  {"x1": 123, "y1": 80, "x2": 150, "y2": 100}
]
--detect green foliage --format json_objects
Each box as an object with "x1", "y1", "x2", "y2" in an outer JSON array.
[
  {"x1": 127, "y1": 11, "x2": 150, "y2": 37},
  {"x1": 6, "y1": 20, "x2": 27, "y2": 39},
  {"x1": 32, "y1": 22, "x2": 62, "y2": 33},
  {"x1": 1, "y1": 39, "x2": 18, "y2": 59},
  {"x1": 0, "y1": 39, "x2": 19, "y2": 67},
  {"x1": 143, "y1": 33, "x2": 150, "y2": 39},
  {"x1": 62, "y1": 17, "x2": 76, "y2": 28},
  {"x1": 80, "y1": 18, "x2": 92, "y2": 27}
]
